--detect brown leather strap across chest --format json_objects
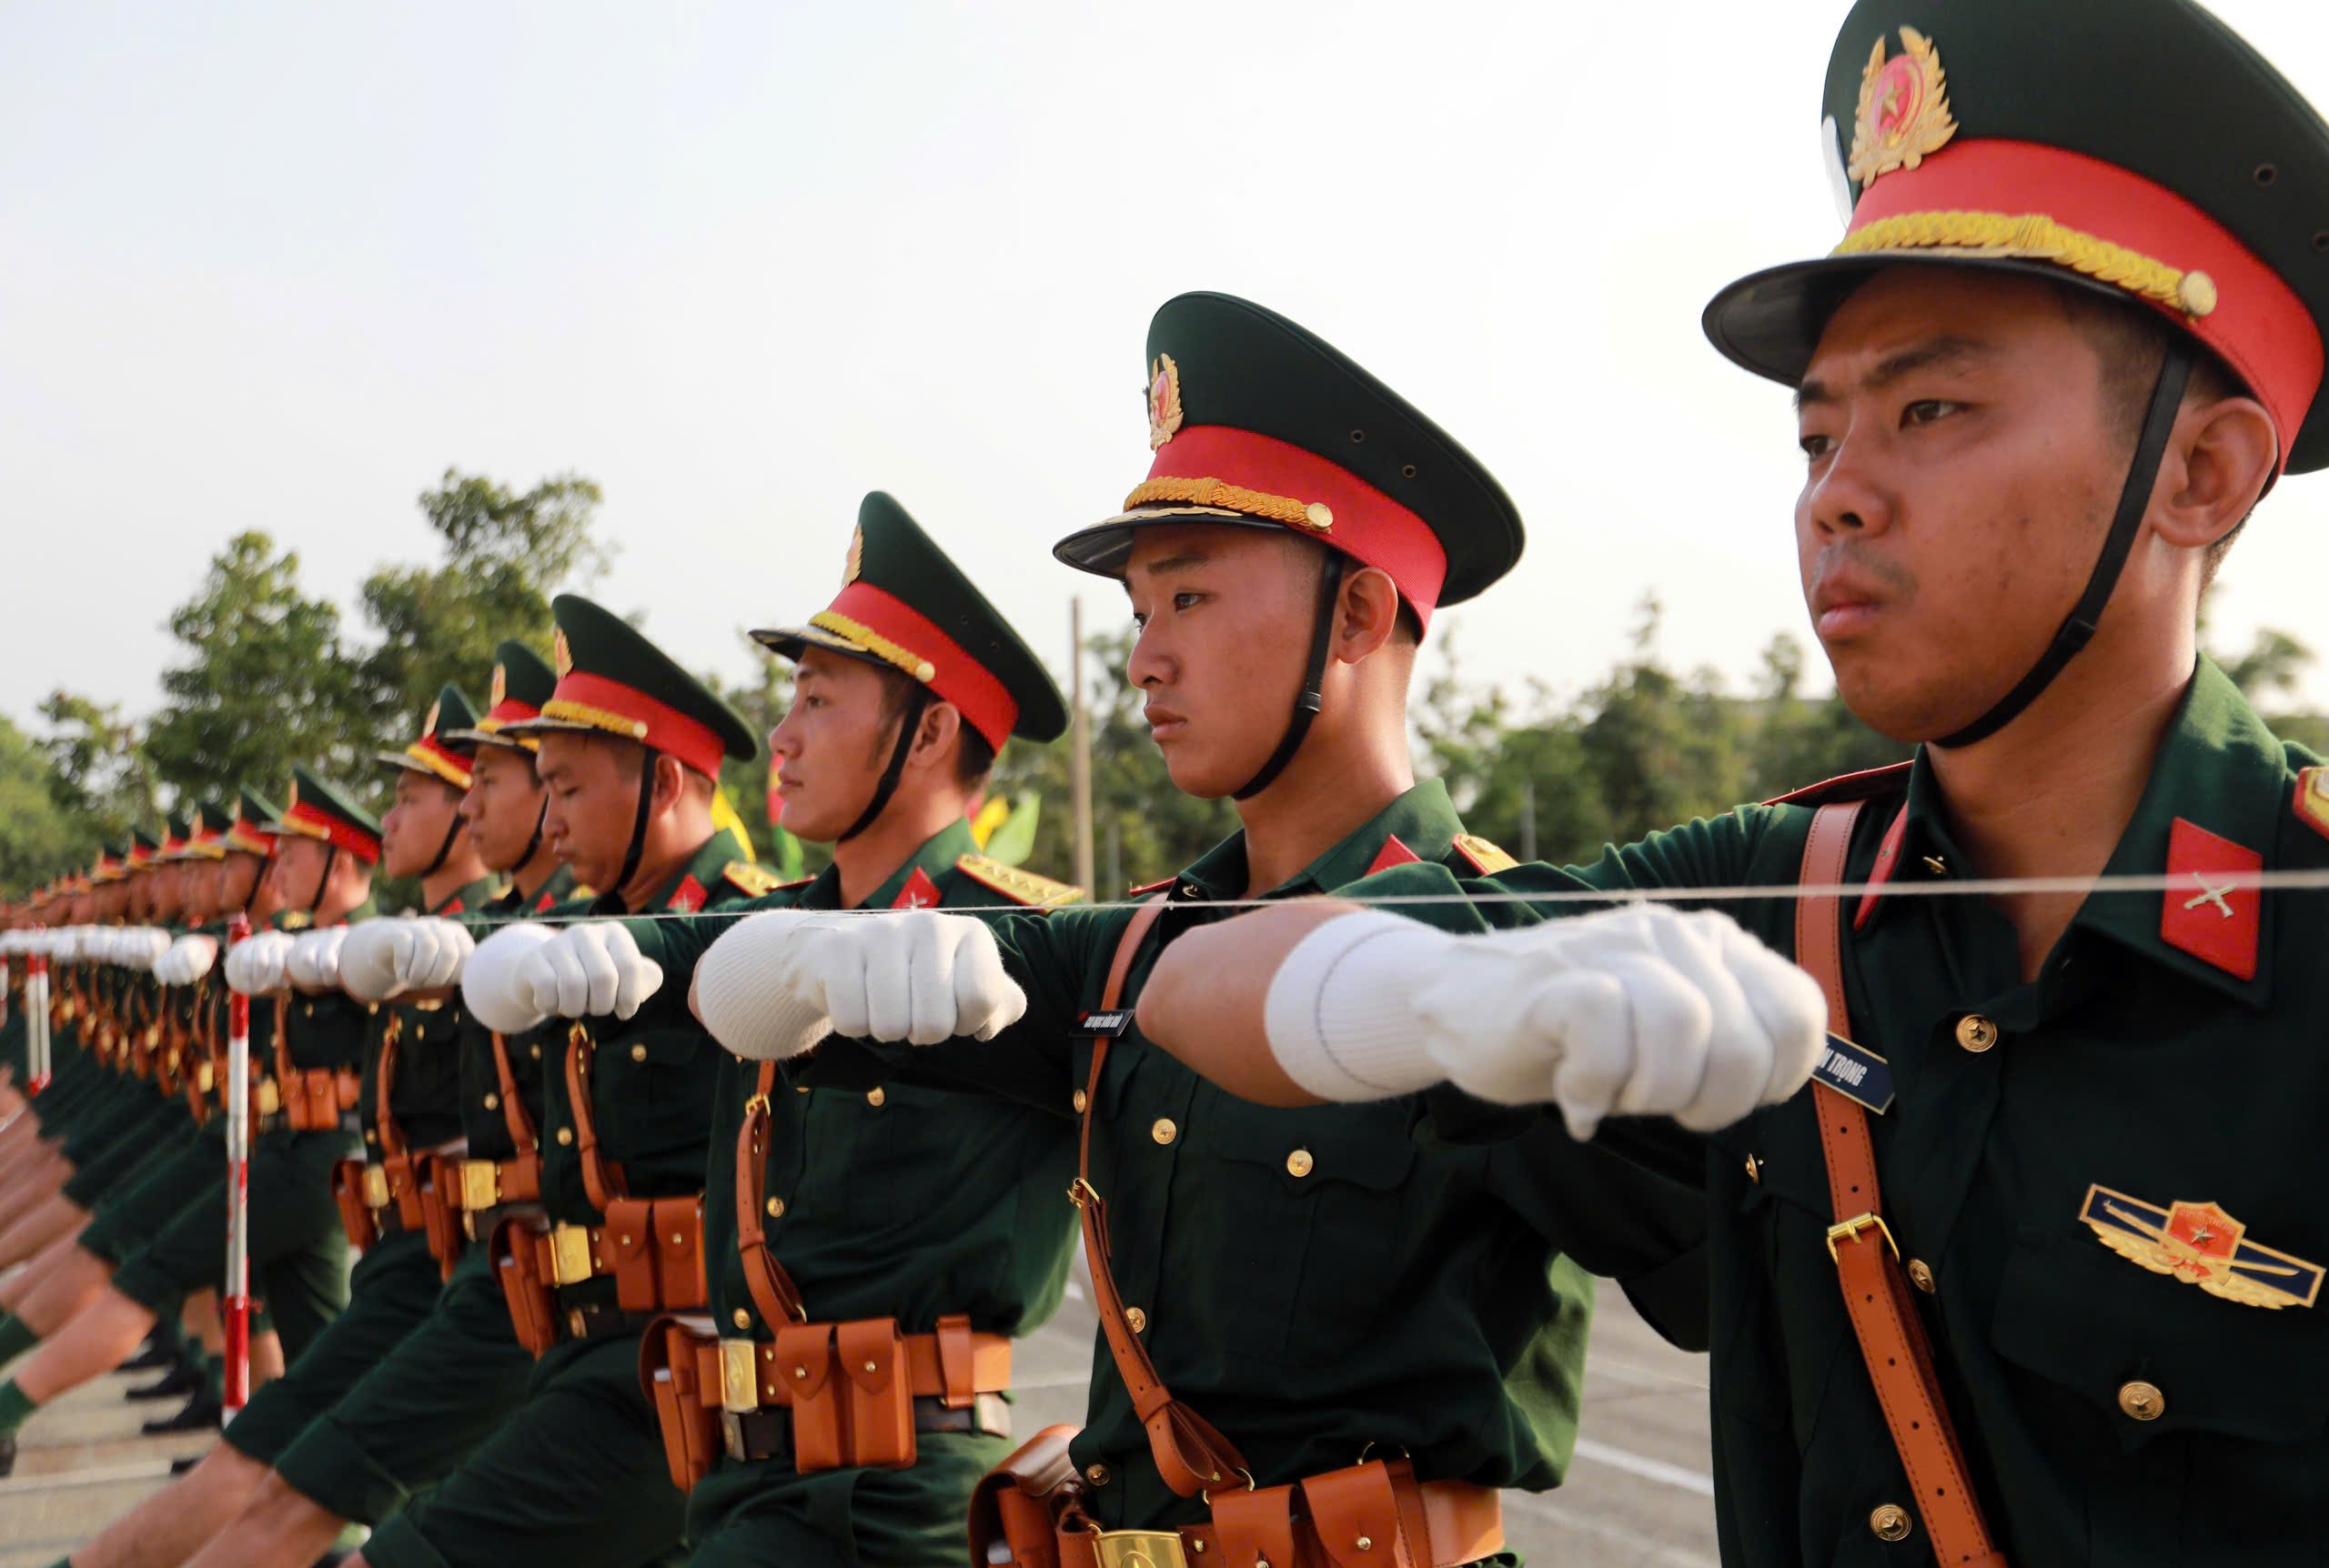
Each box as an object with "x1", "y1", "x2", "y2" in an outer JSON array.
[
  {"x1": 1799, "y1": 801, "x2": 2006, "y2": 1567},
  {"x1": 563, "y1": 1022, "x2": 630, "y2": 1210}
]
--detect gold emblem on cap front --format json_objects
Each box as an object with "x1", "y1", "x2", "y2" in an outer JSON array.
[
  {"x1": 422, "y1": 699, "x2": 440, "y2": 736},
  {"x1": 1849, "y1": 25, "x2": 1957, "y2": 189},
  {"x1": 843, "y1": 527, "x2": 863, "y2": 587},
  {"x1": 553, "y1": 628, "x2": 573, "y2": 677},
  {"x1": 1147, "y1": 354, "x2": 1184, "y2": 450},
  {"x1": 489, "y1": 664, "x2": 507, "y2": 708}
]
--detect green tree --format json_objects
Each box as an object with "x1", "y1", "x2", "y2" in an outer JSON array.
[
  {"x1": 39, "y1": 689, "x2": 163, "y2": 834},
  {"x1": 141, "y1": 532, "x2": 372, "y2": 801},
  {"x1": 0, "y1": 714, "x2": 108, "y2": 894}
]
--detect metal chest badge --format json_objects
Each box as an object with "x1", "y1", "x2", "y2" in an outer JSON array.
[
  {"x1": 2081, "y1": 1185, "x2": 2324, "y2": 1309},
  {"x1": 1848, "y1": 25, "x2": 1957, "y2": 188},
  {"x1": 1147, "y1": 353, "x2": 1184, "y2": 449}
]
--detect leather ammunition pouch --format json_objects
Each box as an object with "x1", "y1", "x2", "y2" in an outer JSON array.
[
  {"x1": 491, "y1": 1216, "x2": 562, "y2": 1357},
  {"x1": 331, "y1": 1159, "x2": 380, "y2": 1252},
  {"x1": 493, "y1": 1200, "x2": 708, "y2": 1358},
  {"x1": 643, "y1": 1312, "x2": 1012, "y2": 1489},
  {"x1": 969, "y1": 1439, "x2": 1503, "y2": 1568},
  {"x1": 283, "y1": 1067, "x2": 361, "y2": 1132},
  {"x1": 418, "y1": 1152, "x2": 469, "y2": 1281}
]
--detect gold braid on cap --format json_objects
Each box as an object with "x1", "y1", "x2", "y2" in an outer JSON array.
[
  {"x1": 1834, "y1": 210, "x2": 2218, "y2": 317},
  {"x1": 539, "y1": 699, "x2": 650, "y2": 742},
  {"x1": 809, "y1": 610, "x2": 937, "y2": 685},
  {"x1": 1122, "y1": 476, "x2": 1334, "y2": 533}
]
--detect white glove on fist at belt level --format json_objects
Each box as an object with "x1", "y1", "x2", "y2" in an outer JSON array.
[
  {"x1": 339, "y1": 918, "x2": 476, "y2": 1002},
  {"x1": 152, "y1": 934, "x2": 220, "y2": 986},
  {"x1": 461, "y1": 921, "x2": 664, "y2": 1036},
  {"x1": 225, "y1": 930, "x2": 297, "y2": 995},
  {"x1": 1264, "y1": 903, "x2": 1828, "y2": 1139}
]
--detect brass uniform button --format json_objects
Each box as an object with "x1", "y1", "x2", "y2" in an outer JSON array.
[
  {"x1": 530, "y1": 1043, "x2": 542, "y2": 1060},
  {"x1": 1124, "y1": 1307, "x2": 1146, "y2": 1333},
  {"x1": 1151, "y1": 1118, "x2": 1177, "y2": 1145},
  {"x1": 765, "y1": 1197, "x2": 785, "y2": 1218},
  {"x1": 1285, "y1": 1149, "x2": 1315, "y2": 1178},
  {"x1": 366, "y1": 1129, "x2": 379, "y2": 1145},
  {"x1": 630, "y1": 1043, "x2": 647, "y2": 1062},
  {"x1": 732, "y1": 1308, "x2": 751, "y2": 1331},
  {"x1": 1073, "y1": 1090, "x2": 1088, "y2": 1113},
  {"x1": 1084, "y1": 1462, "x2": 1110, "y2": 1486},
  {"x1": 795, "y1": 1083, "x2": 810, "y2": 1094},
  {"x1": 1955, "y1": 1014, "x2": 1999, "y2": 1052},
  {"x1": 2118, "y1": 1381, "x2": 2165, "y2": 1422},
  {"x1": 1869, "y1": 1503, "x2": 1912, "y2": 1542},
  {"x1": 865, "y1": 1088, "x2": 886, "y2": 1108},
  {"x1": 556, "y1": 1127, "x2": 574, "y2": 1146},
  {"x1": 1907, "y1": 1259, "x2": 1937, "y2": 1293},
  {"x1": 483, "y1": 1091, "x2": 499, "y2": 1111}
]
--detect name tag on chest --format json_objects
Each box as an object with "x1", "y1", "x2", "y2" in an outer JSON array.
[
  {"x1": 1813, "y1": 1033, "x2": 1894, "y2": 1115},
  {"x1": 1079, "y1": 1010, "x2": 1134, "y2": 1038}
]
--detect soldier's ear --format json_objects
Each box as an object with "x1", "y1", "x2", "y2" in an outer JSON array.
[
  {"x1": 1333, "y1": 564, "x2": 1405, "y2": 666},
  {"x1": 2154, "y1": 393, "x2": 2275, "y2": 553}
]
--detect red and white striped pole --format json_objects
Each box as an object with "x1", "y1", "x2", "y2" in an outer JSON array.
[
  {"x1": 25, "y1": 948, "x2": 51, "y2": 1097},
  {"x1": 222, "y1": 913, "x2": 252, "y2": 1414}
]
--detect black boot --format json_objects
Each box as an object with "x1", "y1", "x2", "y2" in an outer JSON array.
[
  {"x1": 0, "y1": 1432, "x2": 14, "y2": 1478},
  {"x1": 140, "y1": 1391, "x2": 222, "y2": 1435},
  {"x1": 125, "y1": 1362, "x2": 200, "y2": 1402},
  {"x1": 171, "y1": 1451, "x2": 205, "y2": 1475},
  {"x1": 121, "y1": 1336, "x2": 177, "y2": 1372}
]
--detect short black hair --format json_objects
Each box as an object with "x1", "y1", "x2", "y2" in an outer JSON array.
[{"x1": 877, "y1": 668, "x2": 994, "y2": 789}]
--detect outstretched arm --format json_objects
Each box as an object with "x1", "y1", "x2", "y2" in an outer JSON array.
[{"x1": 1134, "y1": 900, "x2": 1356, "y2": 1107}]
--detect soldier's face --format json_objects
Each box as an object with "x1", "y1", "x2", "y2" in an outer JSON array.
[
  {"x1": 1123, "y1": 525, "x2": 1322, "y2": 798},
  {"x1": 770, "y1": 649, "x2": 911, "y2": 843},
  {"x1": 180, "y1": 862, "x2": 219, "y2": 924},
  {"x1": 460, "y1": 747, "x2": 550, "y2": 872},
  {"x1": 217, "y1": 853, "x2": 263, "y2": 916},
  {"x1": 148, "y1": 865, "x2": 185, "y2": 922},
  {"x1": 94, "y1": 882, "x2": 129, "y2": 921},
  {"x1": 536, "y1": 733, "x2": 648, "y2": 893},
  {"x1": 381, "y1": 772, "x2": 468, "y2": 879},
  {"x1": 266, "y1": 838, "x2": 331, "y2": 910},
  {"x1": 1793, "y1": 267, "x2": 2125, "y2": 741}
]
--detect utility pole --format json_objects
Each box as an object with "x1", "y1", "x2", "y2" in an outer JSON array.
[{"x1": 1070, "y1": 598, "x2": 1095, "y2": 896}]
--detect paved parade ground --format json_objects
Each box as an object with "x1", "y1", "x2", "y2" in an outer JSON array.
[{"x1": 0, "y1": 1273, "x2": 1719, "y2": 1568}]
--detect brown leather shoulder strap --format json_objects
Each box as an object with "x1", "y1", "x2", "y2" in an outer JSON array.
[
  {"x1": 375, "y1": 1010, "x2": 406, "y2": 1156},
  {"x1": 564, "y1": 1023, "x2": 629, "y2": 1211},
  {"x1": 489, "y1": 1031, "x2": 539, "y2": 1153},
  {"x1": 735, "y1": 1057, "x2": 807, "y2": 1330},
  {"x1": 1799, "y1": 803, "x2": 2006, "y2": 1568},
  {"x1": 1073, "y1": 896, "x2": 1249, "y2": 1499}
]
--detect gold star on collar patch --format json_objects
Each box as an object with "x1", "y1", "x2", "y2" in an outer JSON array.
[
  {"x1": 1147, "y1": 354, "x2": 1184, "y2": 450},
  {"x1": 2081, "y1": 1185, "x2": 2323, "y2": 1309},
  {"x1": 1848, "y1": 25, "x2": 1957, "y2": 189}
]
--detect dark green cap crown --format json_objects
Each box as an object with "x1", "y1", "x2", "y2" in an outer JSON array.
[
  {"x1": 376, "y1": 684, "x2": 479, "y2": 785},
  {"x1": 501, "y1": 595, "x2": 761, "y2": 772},
  {"x1": 267, "y1": 765, "x2": 384, "y2": 860},
  {"x1": 445, "y1": 640, "x2": 559, "y2": 749}
]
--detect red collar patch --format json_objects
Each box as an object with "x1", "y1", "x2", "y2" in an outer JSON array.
[
  {"x1": 1365, "y1": 835, "x2": 1422, "y2": 877},
  {"x1": 2161, "y1": 817, "x2": 2262, "y2": 981},
  {"x1": 439, "y1": 898, "x2": 464, "y2": 916},
  {"x1": 667, "y1": 874, "x2": 708, "y2": 913},
  {"x1": 892, "y1": 868, "x2": 943, "y2": 910},
  {"x1": 1852, "y1": 805, "x2": 1911, "y2": 930},
  {"x1": 534, "y1": 889, "x2": 557, "y2": 913}
]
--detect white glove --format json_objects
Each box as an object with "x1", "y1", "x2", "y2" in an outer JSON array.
[
  {"x1": 226, "y1": 930, "x2": 297, "y2": 995},
  {"x1": 124, "y1": 928, "x2": 174, "y2": 972},
  {"x1": 154, "y1": 934, "x2": 221, "y2": 986},
  {"x1": 694, "y1": 909, "x2": 1024, "y2": 1061},
  {"x1": 508, "y1": 922, "x2": 663, "y2": 1022},
  {"x1": 286, "y1": 927, "x2": 349, "y2": 991},
  {"x1": 461, "y1": 923, "x2": 560, "y2": 1035},
  {"x1": 1264, "y1": 903, "x2": 1829, "y2": 1141},
  {"x1": 340, "y1": 919, "x2": 476, "y2": 1002}
]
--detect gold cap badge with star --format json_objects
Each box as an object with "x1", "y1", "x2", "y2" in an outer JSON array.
[
  {"x1": 1848, "y1": 25, "x2": 1957, "y2": 188},
  {"x1": 1147, "y1": 354, "x2": 1184, "y2": 450}
]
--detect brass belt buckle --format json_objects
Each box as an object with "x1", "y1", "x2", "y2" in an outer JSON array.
[
  {"x1": 548, "y1": 1222, "x2": 595, "y2": 1285},
  {"x1": 459, "y1": 1160, "x2": 501, "y2": 1211},
  {"x1": 196, "y1": 1060, "x2": 216, "y2": 1093},
  {"x1": 1090, "y1": 1530, "x2": 1188, "y2": 1568},
  {"x1": 256, "y1": 1079, "x2": 282, "y2": 1116},
  {"x1": 718, "y1": 1338, "x2": 761, "y2": 1414},
  {"x1": 361, "y1": 1164, "x2": 391, "y2": 1209}
]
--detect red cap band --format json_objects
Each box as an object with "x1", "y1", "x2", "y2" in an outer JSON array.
[
  {"x1": 1144, "y1": 426, "x2": 1449, "y2": 625},
  {"x1": 547, "y1": 670, "x2": 728, "y2": 778},
  {"x1": 823, "y1": 580, "x2": 1020, "y2": 749},
  {"x1": 1847, "y1": 139, "x2": 2324, "y2": 473},
  {"x1": 282, "y1": 801, "x2": 382, "y2": 865}
]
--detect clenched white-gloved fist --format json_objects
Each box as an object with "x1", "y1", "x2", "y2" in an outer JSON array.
[
  {"x1": 118, "y1": 928, "x2": 172, "y2": 971},
  {"x1": 509, "y1": 922, "x2": 663, "y2": 1021},
  {"x1": 226, "y1": 930, "x2": 297, "y2": 995},
  {"x1": 340, "y1": 919, "x2": 476, "y2": 1002},
  {"x1": 154, "y1": 934, "x2": 221, "y2": 987},
  {"x1": 694, "y1": 909, "x2": 1024, "y2": 1061},
  {"x1": 1265, "y1": 903, "x2": 1828, "y2": 1141},
  {"x1": 286, "y1": 927, "x2": 350, "y2": 991},
  {"x1": 461, "y1": 923, "x2": 559, "y2": 1035}
]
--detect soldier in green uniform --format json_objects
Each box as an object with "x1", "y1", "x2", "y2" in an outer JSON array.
[
  {"x1": 449, "y1": 640, "x2": 580, "y2": 919},
  {"x1": 1134, "y1": 4, "x2": 2329, "y2": 1562},
  {"x1": 689, "y1": 297, "x2": 1800, "y2": 1566},
  {"x1": 507, "y1": 491, "x2": 1085, "y2": 1565}
]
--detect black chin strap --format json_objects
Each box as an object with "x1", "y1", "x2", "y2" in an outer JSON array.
[
  {"x1": 1936, "y1": 341, "x2": 2195, "y2": 749},
  {"x1": 610, "y1": 751, "x2": 660, "y2": 912},
  {"x1": 518, "y1": 797, "x2": 548, "y2": 873},
  {"x1": 418, "y1": 811, "x2": 466, "y2": 880},
  {"x1": 1234, "y1": 555, "x2": 1346, "y2": 800},
  {"x1": 308, "y1": 845, "x2": 340, "y2": 918},
  {"x1": 840, "y1": 689, "x2": 931, "y2": 843}
]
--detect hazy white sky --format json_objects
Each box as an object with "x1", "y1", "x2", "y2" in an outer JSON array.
[{"x1": 5, "y1": 0, "x2": 2326, "y2": 738}]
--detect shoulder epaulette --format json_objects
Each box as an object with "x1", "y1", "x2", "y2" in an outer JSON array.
[
  {"x1": 278, "y1": 910, "x2": 313, "y2": 931},
  {"x1": 2296, "y1": 766, "x2": 2329, "y2": 843},
  {"x1": 1763, "y1": 760, "x2": 1914, "y2": 809},
  {"x1": 1450, "y1": 833, "x2": 1518, "y2": 876},
  {"x1": 721, "y1": 860, "x2": 791, "y2": 897},
  {"x1": 955, "y1": 854, "x2": 1085, "y2": 909}
]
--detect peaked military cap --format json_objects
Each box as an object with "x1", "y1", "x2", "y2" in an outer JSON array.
[
  {"x1": 1704, "y1": 0, "x2": 2329, "y2": 473},
  {"x1": 183, "y1": 800, "x2": 233, "y2": 860},
  {"x1": 224, "y1": 788, "x2": 279, "y2": 858},
  {"x1": 158, "y1": 811, "x2": 194, "y2": 862},
  {"x1": 267, "y1": 767, "x2": 384, "y2": 865},
  {"x1": 376, "y1": 684, "x2": 479, "y2": 789},
  {"x1": 126, "y1": 829, "x2": 159, "y2": 871},
  {"x1": 1053, "y1": 292, "x2": 1526, "y2": 626},
  {"x1": 500, "y1": 594, "x2": 760, "y2": 775},
  {"x1": 753, "y1": 491, "x2": 1069, "y2": 749},
  {"x1": 89, "y1": 845, "x2": 126, "y2": 884},
  {"x1": 445, "y1": 640, "x2": 558, "y2": 752}
]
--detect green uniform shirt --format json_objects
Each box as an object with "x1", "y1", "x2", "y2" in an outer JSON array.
[
  {"x1": 638, "y1": 818, "x2": 1077, "y2": 1347},
  {"x1": 1356, "y1": 660, "x2": 2329, "y2": 1566},
  {"x1": 802, "y1": 782, "x2": 1709, "y2": 1531},
  {"x1": 537, "y1": 828, "x2": 756, "y2": 1223},
  {"x1": 357, "y1": 877, "x2": 506, "y2": 1160}
]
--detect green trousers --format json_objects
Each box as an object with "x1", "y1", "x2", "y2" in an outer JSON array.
[{"x1": 685, "y1": 1428, "x2": 1011, "y2": 1567}]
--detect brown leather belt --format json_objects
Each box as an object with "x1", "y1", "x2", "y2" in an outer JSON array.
[
  {"x1": 1070, "y1": 1477, "x2": 1503, "y2": 1568},
  {"x1": 447, "y1": 1155, "x2": 544, "y2": 1238},
  {"x1": 699, "y1": 1322, "x2": 1012, "y2": 1412},
  {"x1": 720, "y1": 1391, "x2": 1010, "y2": 1465}
]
